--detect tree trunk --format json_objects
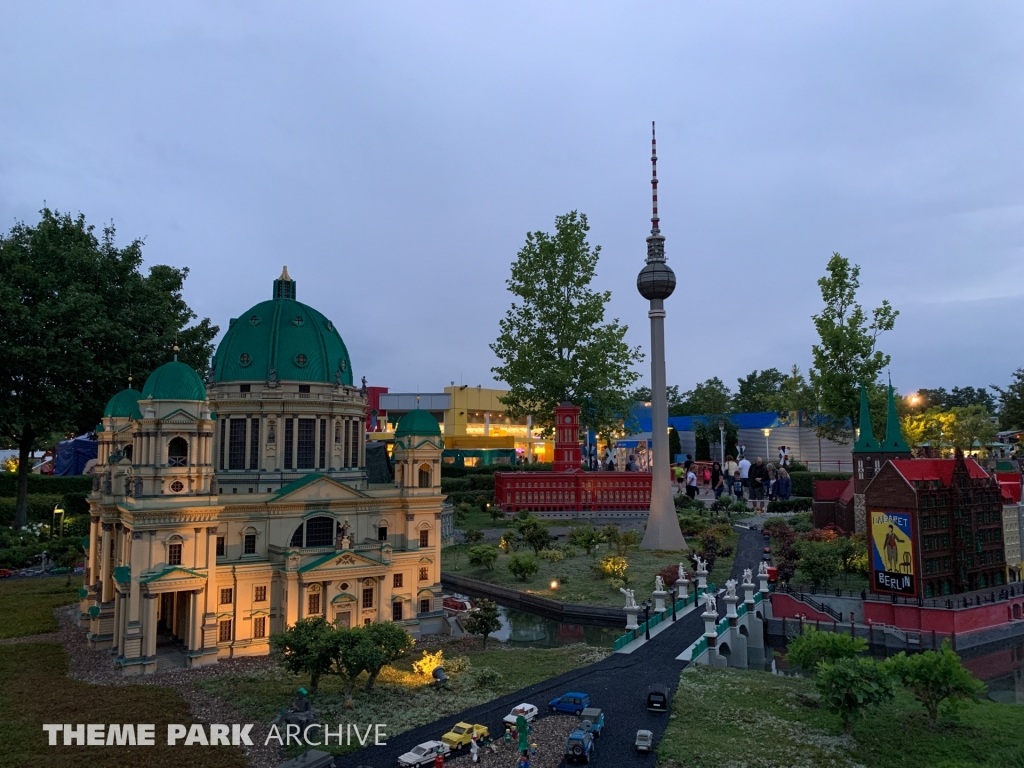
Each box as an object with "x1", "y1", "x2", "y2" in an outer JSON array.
[
  {"x1": 309, "y1": 671, "x2": 320, "y2": 692},
  {"x1": 343, "y1": 682, "x2": 355, "y2": 709},
  {"x1": 15, "y1": 429, "x2": 34, "y2": 530},
  {"x1": 364, "y1": 668, "x2": 381, "y2": 692},
  {"x1": 481, "y1": 634, "x2": 487, "y2": 650}
]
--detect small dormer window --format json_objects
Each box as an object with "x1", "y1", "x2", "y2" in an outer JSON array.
[
  {"x1": 299, "y1": 385, "x2": 311, "y2": 394},
  {"x1": 295, "y1": 355, "x2": 308, "y2": 367},
  {"x1": 240, "y1": 384, "x2": 250, "y2": 393}
]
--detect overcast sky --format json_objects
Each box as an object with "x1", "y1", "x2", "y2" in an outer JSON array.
[{"x1": 3, "y1": 2, "x2": 1022, "y2": 398}]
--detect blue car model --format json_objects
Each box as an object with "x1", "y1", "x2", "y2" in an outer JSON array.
[
  {"x1": 579, "y1": 707, "x2": 604, "y2": 738},
  {"x1": 564, "y1": 728, "x2": 595, "y2": 763},
  {"x1": 549, "y1": 692, "x2": 591, "y2": 715}
]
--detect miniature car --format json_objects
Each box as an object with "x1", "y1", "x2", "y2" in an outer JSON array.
[
  {"x1": 503, "y1": 703, "x2": 539, "y2": 726},
  {"x1": 635, "y1": 729, "x2": 654, "y2": 752},
  {"x1": 549, "y1": 691, "x2": 591, "y2": 714},
  {"x1": 761, "y1": 553, "x2": 772, "y2": 561},
  {"x1": 441, "y1": 722, "x2": 489, "y2": 749},
  {"x1": 579, "y1": 707, "x2": 604, "y2": 738},
  {"x1": 397, "y1": 740, "x2": 450, "y2": 767},
  {"x1": 0, "y1": 568, "x2": 13, "y2": 578},
  {"x1": 762, "y1": 546, "x2": 771, "y2": 554},
  {"x1": 647, "y1": 684, "x2": 669, "y2": 712},
  {"x1": 564, "y1": 728, "x2": 595, "y2": 763}
]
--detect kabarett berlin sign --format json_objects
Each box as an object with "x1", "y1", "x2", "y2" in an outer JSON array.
[{"x1": 870, "y1": 510, "x2": 916, "y2": 595}]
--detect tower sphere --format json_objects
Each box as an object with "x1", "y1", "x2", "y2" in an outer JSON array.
[{"x1": 637, "y1": 260, "x2": 676, "y2": 300}]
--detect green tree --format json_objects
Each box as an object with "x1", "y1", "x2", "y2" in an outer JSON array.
[
  {"x1": 670, "y1": 378, "x2": 732, "y2": 417},
  {"x1": 467, "y1": 544, "x2": 499, "y2": 570},
  {"x1": 992, "y1": 369, "x2": 1024, "y2": 430},
  {"x1": 464, "y1": 597, "x2": 502, "y2": 649},
  {"x1": 794, "y1": 539, "x2": 842, "y2": 586},
  {"x1": 512, "y1": 513, "x2": 550, "y2": 555},
  {"x1": 464, "y1": 529, "x2": 485, "y2": 545},
  {"x1": 786, "y1": 626, "x2": 867, "y2": 672},
  {"x1": 332, "y1": 626, "x2": 372, "y2": 708},
  {"x1": 615, "y1": 529, "x2": 641, "y2": 557},
  {"x1": 766, "y1": 365, "x2": 818, "y2": 417},
  {"x1": 946, "y1": 405, "x2": 998, "y2": 452},
  {"x1": 270, "y1": 616, "x2": 338, "y2": 693},
  {"x1": 507, "y1": 553, "x2": 539, "y2": 581},
  {"x1": 490, "y1": 211, "x2": 642, "y2": 438},
  {"x1": 0, "y1": 209, "x2": 217, "y2": 528},
  {"x1": 568, "y1": 524, "x2": 602, "y2": 555},
  {"x1": 361, "y1": 622, "x2": 414, "y2": 692},
  {"x1": 668, "y1": 427, "x2": 681, "y2": 460},
  {"x1": 887, "y1": 641, "x2": 985, "y2": 729},
  {"x1": 816, "y1": 656, "x2": 895, "y2": 733},
  {"x1": 808, "y1": 253, "x2": 898, "y2": 443},
  {"x1": 947, "y1": 386, "x2": 996, "y2": 412},
  {"x1": 733, "y1": 369, "x2": 786, "y2": 413},
  {"x1": 692, "y1": 417, "x2": 737, "y2": 462},
  {"x1": 631, "y1": 385, "x2": 683, "y2": 407}
]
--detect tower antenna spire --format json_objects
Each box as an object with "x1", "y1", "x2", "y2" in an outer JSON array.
[{"x1": 650, "y1": 121, "x2": 659, "y2": 235}]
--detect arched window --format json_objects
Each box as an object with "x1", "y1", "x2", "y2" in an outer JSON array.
[
  {"x1": 168, "y1": 437, "x2": 188, "y2": 467},
  {"x1": 289, "y1": 516, "x2": 336, "y2": 548},
  {"x1": 123, "y1": 444, "x2": 133, "y2": 461},
  {"x1": 418, "y1": 463, "x2": 432, "y2": 488}
]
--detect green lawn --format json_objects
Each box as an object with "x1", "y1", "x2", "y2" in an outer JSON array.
[
  {"x1": 0, "y1": 642, "x2": 247, "y2": 768},
  {"x1": 198, "y1": 642, "x2": 608, "y2": 757},
  {"x1": 0, "y1": 577, "x2": 81, "y2": 638},
  {"x1": 442, "y1": 535, "x2": 734, "y2": 607},
  {"x1": 660, "y1": 665, "x2": 1024, "y2": 768},
  {"x1": 457, "y1": 504, "x2": 511, "y2": 530}
]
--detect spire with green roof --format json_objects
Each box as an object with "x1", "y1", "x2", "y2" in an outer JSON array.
[
  {"x1": 881, "y1": 382, "x2": 910, "y2": 453},
  {"x1": 852, "y1": 384, "x2": 879, "y2": 453}
]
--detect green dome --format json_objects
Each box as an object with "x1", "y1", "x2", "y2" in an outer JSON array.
[
  {"x1": 395, "y1": 410, "x2": 441, "y2": 437},
  {"x1": 141, "y1": 361, "x2": 207, "y2": 401},
  {"x1": 210, "y1": 269, "x2": 354, "y2": 385},
  {"x1": 103, "y1": 388, "x2": 143, "y2": 419}
]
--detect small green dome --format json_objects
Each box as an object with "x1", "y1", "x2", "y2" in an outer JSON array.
[
  {"x1": 210, "y1": 268, "x2": 354, "y2": 385},
  {"x1": 395, "y1": 410, "x2": 441, "y2": 437},
  {"x1": 141, "y1": 361, "x2": 207, "y2": 401},
  {"x1": 103, "y1": 388, "x2": 143, "y2": 419}
]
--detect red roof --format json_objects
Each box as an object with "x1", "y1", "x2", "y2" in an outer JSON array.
[
  {"x1": 889, "y1": 458, "x2": 990, "y2": 487},
  {"x1": 814, "y1": 479, "x2": 852, "y2": 502},
  {"x1": 996, "y1": 472, "x2": 1021, "y2": 504}
]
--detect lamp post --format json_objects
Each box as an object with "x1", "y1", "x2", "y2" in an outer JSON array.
[
  {"x1": 718, "y1": 419, "x2": 725, "y2": 465},
  {"x1": 638, "y1": 122, "x2": 688, "y2": 552},
  {"x1": 642, "y1": 600, "x2": 652, "y2": 641},
  {"x1": 762, "y1": 428, "x2": 771, "y2": 459},
  {"x1": 51, "y1": 504, "x2": 65, "y2": 540},
  {"x1": 671, "y1": 588, "x2": 678, "y2": 621}
]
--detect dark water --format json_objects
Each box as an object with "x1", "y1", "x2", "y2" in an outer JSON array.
[{"x1": 489, "y1": 605, "x2": 619, "y2": 649}]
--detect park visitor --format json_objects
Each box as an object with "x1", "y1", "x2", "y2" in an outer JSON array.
[
  {"x1": 777, "y1": 467, "x2": 793, "y2": 500},
  {"x1": 737, "y1": 455, "x2": 751, "y2": 497},
  {"x1": 711, "y1": 461, "x2": 725, "y2": 499},
  {"x1": 748, "y1": 457, "x2": 767, "y2": 510},
  {"x1": 731, "y1": 471, "x2": 744, "y2": 499},
  {"x1": 685, "y1": 466, "x2": 698, "y2": 498}
]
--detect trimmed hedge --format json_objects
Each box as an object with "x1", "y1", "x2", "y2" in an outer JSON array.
[
  {"x1": 0, "y1": 474, "x2": 93, "y2": 497},
  {"x1": 441, "y1": 478, "x2": 471, "y2": 493},
  {"x1": 766, "y1": 497, "x2": 813, "y2": 513},
  {"x1": 445, "y1": 490, "x2": 495, "y2": 507},
  {"x1": 790, "y1": 471, "x2": 851, "y2": 498},
  {"x1": 0, "y1": 491, "x2": 92, "y2": 525}
]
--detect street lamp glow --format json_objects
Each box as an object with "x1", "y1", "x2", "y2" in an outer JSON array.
[{"x1": 550, "y1": 580, "x2": 559, "y2": 591}]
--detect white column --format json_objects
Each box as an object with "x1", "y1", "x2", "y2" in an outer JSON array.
[{"x1": 100, "y1": 523, "x2": 113, "y2": 602}]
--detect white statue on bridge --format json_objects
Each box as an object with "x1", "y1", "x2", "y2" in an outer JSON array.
[
  {"x1": 655, "y1": 575, "x2": 665, "y2": 592},
  {"x1": 703, "y1": 592, "x2": 717, "y2": 615},
  {"x1": 742, "y1": 568, "x2": 753, "y2": 585},
  {"x1": 620, "y1": 587, "x2": 637, "y2": 608},
  {"x1": 758, "y1": 560, "x2": 769, "y2": 576},
  {"x1": 725, "y1": 579, "x2": 737, "y2": 598},
  {"x1": 678, "y1": 562, "x2": 688, "y2": 583},
  {"x1": 695, "y1": 555, "x2": 708, "y2": 573}
]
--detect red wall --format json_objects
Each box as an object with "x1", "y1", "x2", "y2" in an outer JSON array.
[
  {"x1": 771, "y1": 593, "x2": 841, "y2": 623},
  {"x1": 863, "y1": 599, "x2": 1024, "y2": 634}
]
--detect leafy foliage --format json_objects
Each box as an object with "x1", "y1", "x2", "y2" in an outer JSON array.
[
  {"x1": 808, "y1": 253, "x2": 898, "y2": 443},
  {"x1": 887, "y1": 641, "x2": 985, "y2": 729},
  {"x1": 669, "y1": 377, "x2": 732, "y2": 417},
  {"x1": 0, "y1": 209, "x2": 217, "y2": 527},
  {"x1": 467, "y1": 544, "x2": 499, "y2": 570},
  {"x1": 793, "y1": 539, "x2": 843, "y2": 586},
  {"x1": 463, "y1": 598, "x2": 502, "y2": 649},
  {"x1": 992, "y1": 368, "x2": 1024, "y2": 431},
  {"x1": 692, "y1": 416, "x2": 738, "y2": 462},
  {"x1": 568, "y1": 524, "x2": 602, "y2": 555},
  {"x1": 464, "y1": 528, "x2": 485, "y2": 545},
  {"x1": 786, "y1": 627, "x2": 867, "y2": 672},
  {"x1": 815, "y1": 656, "x2": 895, "y2": 732},
  {"x1": 412, "y1": 649, "x2": 445, "y2": 678},
  {"x1": 597, "y1": 554, "x2": 628, "y2": 580},
  {"x1": 270, "y1": 616, "x2": 338, "y2": 692},
  {"x1": 506, "y1": 553, "x2": 539, "y2": 581},
  {"x1": 490, "y1": 211, "x2": 642, "y2": 438},
  {"x1": 361, "y1": 622, "x2": 415, "y2": 692},
  {"x1": 733, "y1": 368, "x2": 786, "y2": 413}
]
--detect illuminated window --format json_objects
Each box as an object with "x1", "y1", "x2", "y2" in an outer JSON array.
[
  {"x1": 308, "y1": 591, "x2": 321, "y2": 615},
  {"x1": 168, "y1": 542, "x2": 182, "y2": 565},
  {"x1": 393, "y1": 573, "x2": 403, "y2": 588},
  {"x1": 253, "y1": 616, "x2": 266, "y2": 638},
  {"x1": 362, "y1": 587, "x2": 374, "y2": 609},
  {"x1": 254, "y1": 586, "x2": 267, "y2": 602},
  {"x1": 419, "y1": 529, "x2": 429, "y2": 548},
  {"x1": 219, "y1": 619, "x2": 232, "y2": 643},
  {"x1": 220, "y1": 588, "x2": 233, "y2": 605},
  {"x1": 420, "y1": 598, "x2": 431, "y2": 614},
  {"x1": 419, "y1": 567, "x2": 429, "y2": 581},
  {"x1": 418, "y1": 464, "x2": 431, "y2": 488}
]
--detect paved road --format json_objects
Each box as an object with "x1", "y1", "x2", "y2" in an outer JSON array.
[{"x1": 335, "y1": 526, "x2": 764, "y2": 768}]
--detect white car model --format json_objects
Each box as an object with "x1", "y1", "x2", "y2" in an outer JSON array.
[
  {"x1": 635, "y1": 729, "x2": 654, "y2": 752},
  {"x1": 397, "y1": 740, "x2": 450, "y2": 767},
  {"x1": 503, "y1": 703, "x2": 539, "y2": 727}
]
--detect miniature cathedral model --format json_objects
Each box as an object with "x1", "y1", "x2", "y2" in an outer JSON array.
[{"x1": 82, "y1": 270, "x2": 450, "y2": 675}]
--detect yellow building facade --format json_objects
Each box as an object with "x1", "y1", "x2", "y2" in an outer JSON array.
[
  {"x1": 80, "y1": 270, "x2": 449, "y2": 675},
  {"x1": 442, "y1": 385, "x2": 552, "y2": 462}
]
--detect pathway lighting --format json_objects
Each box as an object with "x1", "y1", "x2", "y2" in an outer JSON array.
[{"x1": 550, "y1": 580, "x2": 559, "y2": 591}]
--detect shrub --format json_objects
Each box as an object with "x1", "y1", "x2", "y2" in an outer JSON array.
[
  {"x1": 793, "y1": 539, "x2": 843, "y2": 586},
  {"x1": 786, "y1": 626, "x2": 867, "y2": 672},
  {"x1": 674, "y1": 494, "x2": 704, "y2": 511},
  {"x1": 728, "y1": 500, "x2": 749, "y2": 513},
  {"x1": 558, "y1": 544, "x2": 577, "y2": 559},
  {"x1": 498, "y1": 531, "x2": 519, "y2": 553},
  {"x1": 0, "y1": 494, "x2": 66, "y2": 525},
  {"x1": 412, "y1": 649, "x2": 445, "y2": 678},
  {"x1": 790, "y1": 512, "x2": 814, "y2": 532},
  {"x1": 507, "y1": 553, "x2": 539, "y2": 581},
  {"x1": 464, "y1": 528, "x2": 485, "y2": 545},
  {"x1": 441, "y1": 478, "x2": 471, "y2": 492},
  {"x1": 886, "y1": 641, "x2": 984, "y2": 729},
  {"x1": 597, "y1": 555, "x2": 628, "y2": 580},
  {"x1": 0, "y1": 475, "x2": 92, "y2": 497},
  {"x1": 444, "y1": 655, "x2": 473, "y2": 675},
  {"x1": 467, "y1": 544, "x2": 499, "y2": 570},
  {"x1": 468, "y1": 474, "x2": 496, "y2": 491},
  {"x1": 766, "y1": 497, "x2": 813, "y2": 513},
  {"x1": 472, "y1": 667, "x2": 503, "y2": 689},
  {"x1": 537, "y1": 548, "x2": 563, "y2": 563},
  {"x1": 678, "y1": 514, "x2": 708, "y2": 536},
  {"x1": 816, "y1": 657, "x2": 894, "y2": 732},
  {"x1": 656, "y1": 563, "x2": 680, "y2": 588},
  {"x1": 609, "y1": 578, "x2": 625, "y2": 591},
  {"x1": 568, "y1": 524, "x2": 602, "y2": 555}
]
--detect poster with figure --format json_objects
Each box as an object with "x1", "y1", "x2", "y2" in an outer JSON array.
[{"x1": 870, "y1": 511, "x2": 915, "y2": 595}]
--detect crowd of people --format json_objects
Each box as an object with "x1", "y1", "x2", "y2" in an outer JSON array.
[{"x1": 671, "y1": 448, "x2": 794, "y2": 509}]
